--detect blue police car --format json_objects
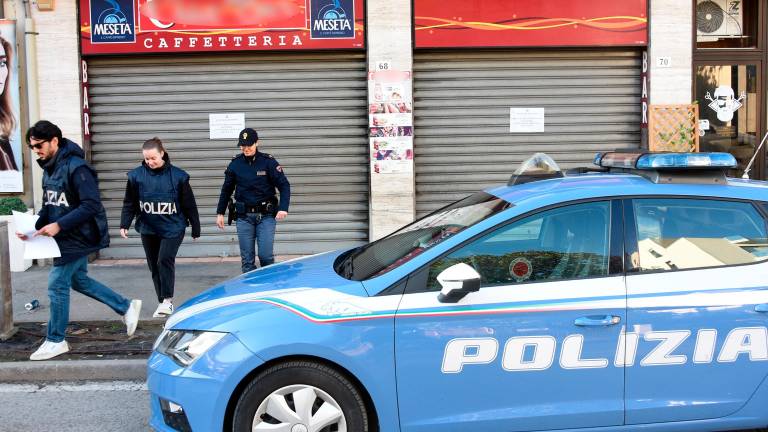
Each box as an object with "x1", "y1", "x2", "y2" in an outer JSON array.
[{"x1": 148, "y1": 152, "x2": 768, "y2": 432}]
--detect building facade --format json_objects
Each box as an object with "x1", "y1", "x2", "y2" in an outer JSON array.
[{"x1": 4, "y1": 0, "x2": 764, "y2": 259}]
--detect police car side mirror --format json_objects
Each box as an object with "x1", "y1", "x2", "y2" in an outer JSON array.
[{"x1": 437, "y1": 263, "x2": 482, "y2": 303}]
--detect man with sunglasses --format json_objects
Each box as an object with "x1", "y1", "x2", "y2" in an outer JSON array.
[
  {"x1": 18, "y1": 120, "x2": 141, "y2": 360},
  {"x1": 216, "y1": 127, "x2": 290, "y2": 273}
]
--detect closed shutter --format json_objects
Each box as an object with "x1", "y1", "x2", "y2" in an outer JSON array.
[
  {"x1": 414, "y1": 49, "x2": 642, "y2": 217},
  {"x1": 88, "y1": 52, "x2": 369, "y2": 258}
]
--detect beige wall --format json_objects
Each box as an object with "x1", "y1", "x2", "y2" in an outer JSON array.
[
  {"x1": 32, "y1": 0, "x2": 82, "y2": 140},
  {"x1": 649, "y1": 0, "x2": 693, "y2": 105}
]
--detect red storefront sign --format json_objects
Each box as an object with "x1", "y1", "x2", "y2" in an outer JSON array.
[
  {"x1": 415, "y1": 0, "x2": 647, "y2": 48},
  {"x1": 80, "y1": 0, "x2": 364, "y2": 55}
]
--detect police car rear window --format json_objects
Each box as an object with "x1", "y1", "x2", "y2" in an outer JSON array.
[{"x1": 335, "y1": 192, "x2": 513, "y2": 281}]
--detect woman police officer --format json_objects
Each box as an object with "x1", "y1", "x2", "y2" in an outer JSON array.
[{"x1": 120, "y1": 137, "x2": 200, "y2": 317}]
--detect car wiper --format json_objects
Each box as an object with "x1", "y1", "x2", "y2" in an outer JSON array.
[
  {"x1": 336, "y1": 247, "x2": 360, "y2": 279},
  {"x1": 343, "y1": 254, "x2": 355, "y2": 279}
]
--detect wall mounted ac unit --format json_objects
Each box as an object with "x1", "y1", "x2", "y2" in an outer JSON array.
[{"x1": 696, "y1": 0, "x2": 743, "y2": 39}]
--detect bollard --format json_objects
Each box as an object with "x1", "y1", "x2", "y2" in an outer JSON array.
[{"x1": 0, "y1": 220, "x2": 17, "y2": 340}]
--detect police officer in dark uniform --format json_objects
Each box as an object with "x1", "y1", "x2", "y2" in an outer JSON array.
[
  {"x1": 18, "y1": 120, "x2": 141, "y2": 361},
  {"x1": 120, "y1": 137, "x2": 200, "y2": 318},
  {"x1": 216, "y1": 128, "x2": 290, "y2": 273}
]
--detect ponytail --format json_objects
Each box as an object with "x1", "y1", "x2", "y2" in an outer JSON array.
[{"x1": 142, "y1": 137, "x2": 166, "y2": 154}]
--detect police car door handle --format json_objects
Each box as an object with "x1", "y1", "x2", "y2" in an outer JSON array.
[
  {"x1": 574, "y1": 315, "x2": 621, "y2": 327},
  {"x1": 755, "y1": 303, "x2": 768, "y2": 313}
]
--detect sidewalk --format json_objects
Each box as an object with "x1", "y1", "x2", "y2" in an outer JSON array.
[
  {"x1": 1, "y1": 256, "x2": 299, "y2": 382},
  {"x1": 11, "y1": 257, "x2": 250, "y2": 323}
]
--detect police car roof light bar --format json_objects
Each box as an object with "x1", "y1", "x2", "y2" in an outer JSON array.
[
  {"x1": 593, "y1": 152, "x2": 640, "y2": 169},
  {"x1": 636, "y1": 152, "x2": 736, "y2": 169},
  {"x1": 594, "y1": 152, "x2": 737, "y2": 170}
]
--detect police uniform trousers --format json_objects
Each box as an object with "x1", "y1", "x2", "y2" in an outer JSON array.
[{"x1": 141, "y1": 234, "x2": 184, "y2": 302}]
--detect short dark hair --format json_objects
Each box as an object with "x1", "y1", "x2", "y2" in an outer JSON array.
[
  {"x1": 142, "y1": 137, "x2": 165, "y2": 153},
  {"x1": 26, "y1": 120, "x2": 62, "y2": 143}
]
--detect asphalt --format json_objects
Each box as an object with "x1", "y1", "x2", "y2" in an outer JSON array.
[{"x1": 1, "y1": 256, "x2": 299, "y2": 382}]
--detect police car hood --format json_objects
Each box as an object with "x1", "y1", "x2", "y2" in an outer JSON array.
[{"x1": 166, "y1": 249, "x2": 368, "y2": 329}]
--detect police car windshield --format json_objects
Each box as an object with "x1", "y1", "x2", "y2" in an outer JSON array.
[{"x1": 335, "y1": 192, "x2": 513, "y2": 281}]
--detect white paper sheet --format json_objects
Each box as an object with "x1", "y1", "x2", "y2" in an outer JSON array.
[{"x1": 12, "y1": 211, "x2": 61, "y2": 259}]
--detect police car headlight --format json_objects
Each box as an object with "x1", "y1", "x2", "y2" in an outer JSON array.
[{"x1": 155, "y1": 330, "x2": 227, "y2": 367}]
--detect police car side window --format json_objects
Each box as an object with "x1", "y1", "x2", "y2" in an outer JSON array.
[
  {"x1": 425, "y1": 201, "x2": 611, "y2": 291},
  {"x1": 632, "y1": 198, "x2": 768, "y2": 272}
]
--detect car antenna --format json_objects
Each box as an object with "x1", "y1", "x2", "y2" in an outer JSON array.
[{"x1": 741, "y1": 130, "x2": 768, "y2": 179}]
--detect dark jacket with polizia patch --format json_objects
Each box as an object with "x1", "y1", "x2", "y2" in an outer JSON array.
[
  {"x1": 36, "y1": 138, "x2": 109, "y2": 265},
  {"x1": 120, "y1": 152, "x2": 201, "y2": 239}
]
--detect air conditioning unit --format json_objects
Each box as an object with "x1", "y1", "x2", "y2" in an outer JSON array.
[{"x1": 696, "y1": 0, "x2": 743, "y2": 39}]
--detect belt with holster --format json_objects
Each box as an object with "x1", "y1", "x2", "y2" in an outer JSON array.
[{"x1": 235, "y1": 197, "x2": 277, "y2": 216}]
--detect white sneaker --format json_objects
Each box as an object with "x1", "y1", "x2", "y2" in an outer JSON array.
[
  {"x1": 152, "y1": 302, "x2": 174, "y2": 318},
  {"x1": 30, "y1": 340, "x2": 70, "y2": 361},
  {"x1": 123, "y1": 299, "x2": 142, "y2": 336}
]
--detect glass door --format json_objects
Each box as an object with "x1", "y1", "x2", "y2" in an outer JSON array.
[{"x1": 694, "y1": 63, "x2": 762, "y2": 176}]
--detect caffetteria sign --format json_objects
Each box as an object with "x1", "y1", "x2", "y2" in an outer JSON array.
[{"x1": 80, "y1": 0, "x2": 364, "y2": 55}]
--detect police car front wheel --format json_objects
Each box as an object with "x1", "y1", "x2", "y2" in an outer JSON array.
[{"x1": 233, "y1": 360, "x2": 372, "y2": 432}]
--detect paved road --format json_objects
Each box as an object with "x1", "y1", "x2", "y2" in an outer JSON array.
[{"x1": 0, "y1": 381, "x2": 150, "y2": 431}]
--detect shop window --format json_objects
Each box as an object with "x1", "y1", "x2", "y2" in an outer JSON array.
[
  {"x1": 696, "y1": 0, "x2": 758, "y2": 49},
  {"x1": 694, "y1": 64, "x2": 757, "y2": 174},
  {"x1": 632, "y1": 198, "x2": 768, "y2": 272}
]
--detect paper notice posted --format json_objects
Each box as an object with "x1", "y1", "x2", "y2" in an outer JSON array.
[{"x1": 12, "y1": 211, "x2": 61, "y2": 259}]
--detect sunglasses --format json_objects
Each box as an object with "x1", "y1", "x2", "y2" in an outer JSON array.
[{"x1": 28, "y1": 140, "x2": 49, "y2": 150}]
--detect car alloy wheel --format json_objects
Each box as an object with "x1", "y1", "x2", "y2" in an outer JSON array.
[
  {"x1": 252, "y1": 384, "x2": 346, "y2": 432},
  {"x1": 233, "y1": 361, "x2": 371, "y2": 432}
]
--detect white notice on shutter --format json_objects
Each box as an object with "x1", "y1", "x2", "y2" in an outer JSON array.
[
  {"x1": 510, "y1": 108, "x2": 545, "y2": 133},
  {"x1": 209, "y1": 113, "x2": 245, "y2": 139}
]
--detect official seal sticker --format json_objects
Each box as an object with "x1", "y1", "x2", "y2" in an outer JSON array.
[{"x1": 509, "y1": 257, "x2": 532, "y2": 282}]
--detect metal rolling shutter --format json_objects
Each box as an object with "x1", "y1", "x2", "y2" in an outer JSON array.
[
  {"x1": 88, "y1": 52, "x2": 369, "y2": 259},
  {"x1": 414, "y1": 49, "x2": 642, "y2": 217}
]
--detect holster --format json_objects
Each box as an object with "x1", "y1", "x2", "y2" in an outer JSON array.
[{"x1": 227, "y1": 198, "x2": 237, "y2": 225}]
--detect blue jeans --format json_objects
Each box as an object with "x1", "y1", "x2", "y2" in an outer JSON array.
[
  {"x1": 236, "y1": 213, "x2": 277, "y2": 273},
  {"x1": 47, "y1": 256, "x2": 130, "y2": 342}
]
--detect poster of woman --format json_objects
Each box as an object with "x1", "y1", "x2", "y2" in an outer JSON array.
[{"x1": 0, "y1": 20, "x2": 22, "y2": 192}]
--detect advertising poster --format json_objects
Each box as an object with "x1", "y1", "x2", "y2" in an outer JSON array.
[
  {"x1": 368, "y1": 69, "x2": 413, "y2": 174},
  {"x1": 80, "y1": 0, "x2": 365, "y2": 55},
  {"x1": 371, "y1": 136, "x2": 413, "y2": 173},
  {"x1": 0, "y1": 20, "x2": 22, "y2": 193}
]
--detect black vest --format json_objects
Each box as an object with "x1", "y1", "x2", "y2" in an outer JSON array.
[
  {"x1": 127, "y1": 163, "x2": 188, "y2": 238},
  {"x1": 42, "y1": 146, "x2": 109, "y2": 255}
]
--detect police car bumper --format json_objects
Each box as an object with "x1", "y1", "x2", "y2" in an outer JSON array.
[{"x1": 148, "y1": 333, "x2": 263, "y2": 432}]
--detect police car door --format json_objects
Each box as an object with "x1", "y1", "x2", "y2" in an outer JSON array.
[
  {"x1": 624, "y1": 197, "x2": 768, "y2": 424},
  {"x1": 395, "y1": 200, "x2": 626, "y2": 431}
]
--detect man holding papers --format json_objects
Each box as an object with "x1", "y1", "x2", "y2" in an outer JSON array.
[{"x1": 17, "y1": 121, "x2": 141, "y2": 361}]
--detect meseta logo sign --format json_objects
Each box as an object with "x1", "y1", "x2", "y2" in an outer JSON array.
[
  {"x1": 310, "y1": 0, "x2": 354, "y2": 39},
  {"x1": 90, "y1": 0, "x2": 136, "y2": 44}
]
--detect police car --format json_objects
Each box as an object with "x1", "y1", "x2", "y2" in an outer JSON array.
[{"x1": 148, "y1": 152, "x2": 768, "y2": 432}]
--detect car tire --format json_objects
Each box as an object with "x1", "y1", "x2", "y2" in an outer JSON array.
[{"x1": 233, "y1": 360, "x2": 371, "y2": 432}]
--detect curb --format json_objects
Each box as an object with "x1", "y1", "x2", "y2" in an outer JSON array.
[{"x1": 0, "y1": 359, "x2": 147, "y2": 382}]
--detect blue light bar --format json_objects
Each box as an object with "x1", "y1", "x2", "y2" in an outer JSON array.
[{"x1": 635, "y1": 152, "x2": 737, "y2": 169}]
